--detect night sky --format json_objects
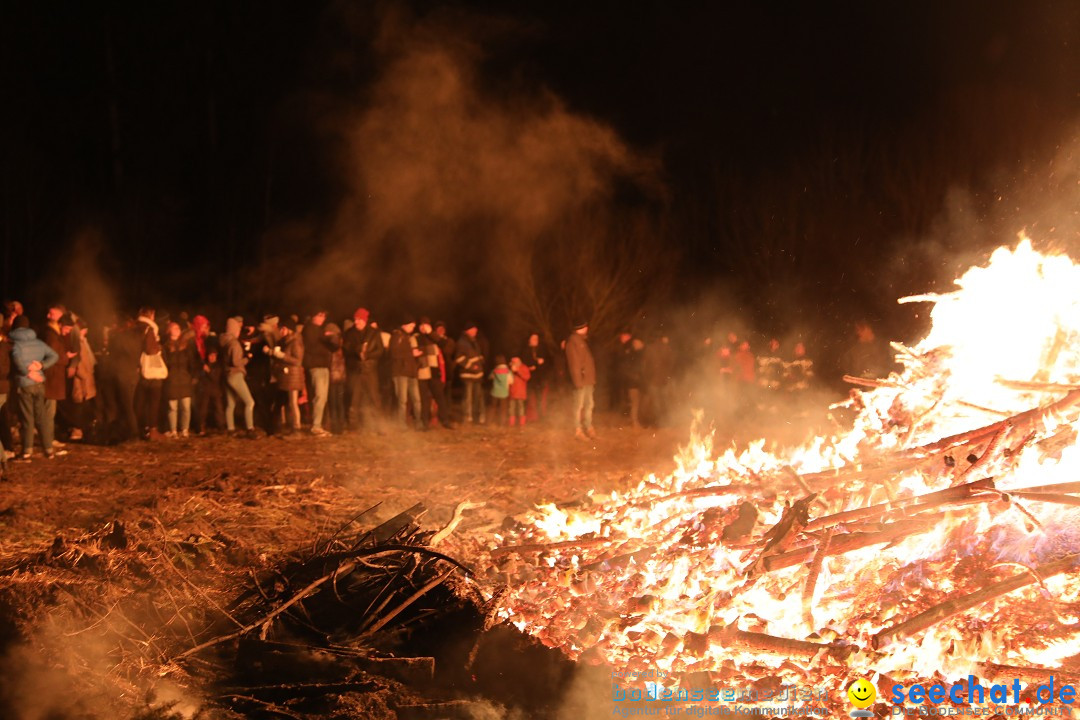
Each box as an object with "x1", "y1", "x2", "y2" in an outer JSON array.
[{"x1": 5, "y1": 1, "x2": 1080, "y2": 347}]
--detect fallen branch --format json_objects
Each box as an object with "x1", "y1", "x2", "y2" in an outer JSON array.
[
  {"x1": 871, "y1": 552, "x2": 1080, "y2": 649},
  {"x1": 430, "y1": 501, "x2": 486, "y2": 547},
  {"x1": 359, "y1": 567, "x2": 456, "y2": 638}
]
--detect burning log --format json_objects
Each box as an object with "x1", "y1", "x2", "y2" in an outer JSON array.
[
  {"x1": 761, "y1": 515, "x2": 940, "y2": 573},
  {"x1": 871, "y1": 552, "x2": 1080, "y2": 649},
  {"x1": 995, "y1": 378, "x2": 1080, "y2": 393},
  {"x1": 708, "y1": 623, "x2": 853, "y2": 661},
  {"x1": 803, "y1": 477, "x2": 996, "y2": 531},
  {"x1": 490, "y1": 536, "x2": 612, "y2": 558}
]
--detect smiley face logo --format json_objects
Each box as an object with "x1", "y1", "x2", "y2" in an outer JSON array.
[{"x1": 847, "y1": 678, "x2": 876, "y2": 710}]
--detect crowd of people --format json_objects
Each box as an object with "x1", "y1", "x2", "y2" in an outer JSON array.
[{"x1": 0, "y1": 297, "x2": 892, "y2": 476}]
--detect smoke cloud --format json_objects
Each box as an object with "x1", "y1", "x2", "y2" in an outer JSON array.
[{"x1": 294, "y1": 4, "x2": 660, "y2": 345}]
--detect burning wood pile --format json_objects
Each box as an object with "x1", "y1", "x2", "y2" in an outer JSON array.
[{"x1": 469, "y1": 238, "x2": 1080, "y2": 710}]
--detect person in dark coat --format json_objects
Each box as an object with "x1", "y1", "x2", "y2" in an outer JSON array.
[
  {"x1": 41, "y1": 305, "x2": 71, "y2": 442},
  {"x1": 455, "y1": 323, "x2": 486, "y2": 424},
  {"x1": 163, "y1": 321, "x2": 197, "y2": 437},
  {"x1": 270, "y1": 318, "x2": 304, "y2": 434},
  {"x1": 103, "y1": 315, "x2": 142, "y2": 442},
  {"x1": 343, "y1": 307, "x2": 384, "y2": 432},
  {"x1": 390, "y1": 319, "x2": 422, "y2": 429},
  {"x1": 522, "y1": 333, "x2": 548, "y2": 422},
  {"x1": 565, "y1": 320, "x2": 597, "y2": 440}
]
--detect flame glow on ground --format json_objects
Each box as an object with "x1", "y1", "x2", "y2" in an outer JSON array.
[{"x1": 479, "y1": 237, "x2": 1080, "y2": 705}]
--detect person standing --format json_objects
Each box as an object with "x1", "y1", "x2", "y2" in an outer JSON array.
[
  {"x1": 455, "y1": 323, "x2": 485, "y2": 424},
  {"x1": 302, "y1": 310, "x2": 332, "y2": 436},
  {"x1": 417, "y1": 318, "x2": 452, "y2": 429},
  {"x1": 325, "y1": 322, "x2": 347, "y2": 434},
  {"x1": 10, "y1": 316, "x2": 61, "y2": 459},
  {"x1": 389, "y1": 319, "x2": 423, "y2": 429},
  {"x1": 270, "y1": 318, "x2": 304, "y2": 435},
  {"x1": 134, "y1": 307, "x2": 166, "y2": 440},
  {"x1": 508, "y1": 356, "x2": 531, "y2": 427},
  {"x1": 489, "y1": 355, "x2": 512, "y2": 426},
  {"x1": 343, "y1": 308, "x2": 384, "y2": 432},
  {"x1": 565, "y1": 320, "x2": 597, "y2": 440},
  {"x1": 163, "y1": 321, "x2": 197, "y2": 438},
  {"x1": 70, "y1": 319, "x2": 98, "y2": 440},
  {"x1": 41, "y1": 305, "x2": 71, "y2": 443},
  {"x1": 221, "y1": 315, "x2": 257, "y2": 438},
  {"x1": 522, "y1": 333, "x2": 548, "y2": 422}
]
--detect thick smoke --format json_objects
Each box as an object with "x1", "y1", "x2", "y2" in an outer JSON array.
[{"x1": 295, "y1": 4, "x2": 660, "y2": 345}]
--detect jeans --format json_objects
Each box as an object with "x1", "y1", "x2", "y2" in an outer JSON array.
[
  {"x1": 572, "y1": 384, "x2": 594, "y2": 431},
  {"x1": 492, "y1": 396, "x2": 508, "y2": 425},
  {"x1": 116, "y1": 373, "x2": 139, "y2": 440},
  {"x1": 308, "y1": 367, "x2": 329, "y2": 430},
  {"x1": 509, "y1": 397, "x2": 526, "y2": 419},
  {"x1": 18, "y1": 383, "x2": 52, "y2": 454},
  {"x1": 392, "y1": 376, "x2": 421, "y2": 428},
  {"x1": 462, "y1": 378, "x2": 484, "y2": 423},
  {"x1": 168, "y1": 397, "x2": 191, "y2": 433},
  {"x1": 225, "y1": 373, "x2": 255, "y2": 431}
]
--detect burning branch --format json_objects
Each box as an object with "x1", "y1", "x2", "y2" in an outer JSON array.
[{"x1": 871, "y1": 552, "x2": 1080, "y2": 649}]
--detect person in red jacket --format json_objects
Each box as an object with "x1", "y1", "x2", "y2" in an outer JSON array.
[{"x1": 508, "y1": 357, "x2": 531, "y2": 427}]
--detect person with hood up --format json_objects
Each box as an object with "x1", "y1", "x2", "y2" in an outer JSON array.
[
  {"x1": 10, "y1": 316, "x2": 62, "y2": 459},
  {"x1": 221, "y1": 315, "x2": 257, "y2": 438}
]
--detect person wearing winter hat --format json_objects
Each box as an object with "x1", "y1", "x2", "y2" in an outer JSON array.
[
  {"x1": 455, "y1": 322, "x2": 486, "y2": 424},
  {"x1": 565, "y1": 319, "x2": 596, "y2": 440},
  {"x1": 343, "y1": 307, "x2": 384, "y2": 431},
  {"x1": 221, "y1": 315, "x2": 257, "y2": 438}
]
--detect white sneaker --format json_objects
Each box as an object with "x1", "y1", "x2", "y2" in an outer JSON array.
[
  {"x1": 180, "y1": 430, "x2": 189, "y2": 439},
  {"x1": 164, "y1": 431, "x2": 178, "y2": 439},
  {"x1": 69, "y1": 428, "x2": 83, "y2": 440},
  {"x1": 2, "y1": 451, "x2": 13, "y2": 461}
]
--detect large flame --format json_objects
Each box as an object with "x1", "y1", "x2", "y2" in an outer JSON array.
[{"x1": 480, "y1": 236, "x2": 1080, "y2": 707}]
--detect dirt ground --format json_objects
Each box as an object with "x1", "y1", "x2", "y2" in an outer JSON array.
[
  {"x1": 0, "y1": 414, "x2": 691, "y2": 549},
  {"x1": 0, "y1": 399, "x2": 839, "y2": 719}
]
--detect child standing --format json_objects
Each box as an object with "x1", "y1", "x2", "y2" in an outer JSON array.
[
  {"x1": 489, "y1": 355, "x2": 512, "y2": 426},
  {"x1": 509, "y1": 356, "x2": 530, "y2": 427}
]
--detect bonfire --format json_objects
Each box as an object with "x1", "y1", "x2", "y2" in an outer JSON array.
[{"x1": 478, "y1": 237, "x2": 1080, "y2": 711}]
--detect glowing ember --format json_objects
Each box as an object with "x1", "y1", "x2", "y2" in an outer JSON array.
[{"x1": 479, "y1": 236, "x2": 1080, "y2": 705}]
